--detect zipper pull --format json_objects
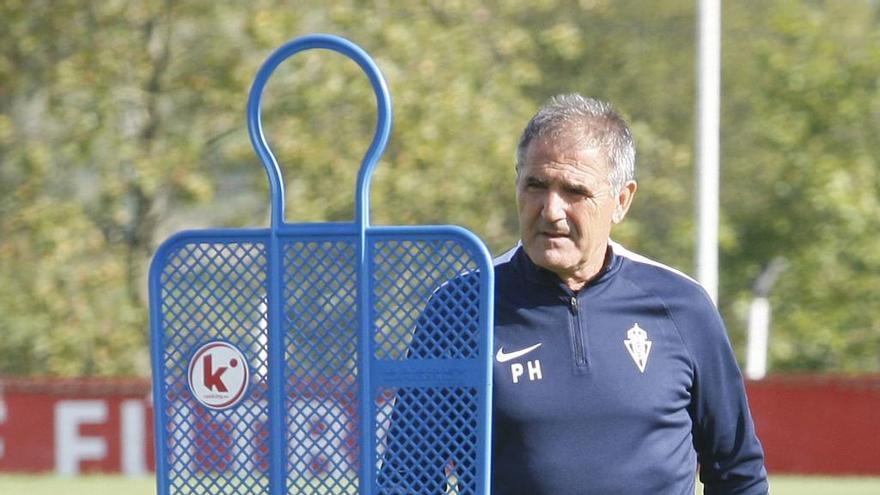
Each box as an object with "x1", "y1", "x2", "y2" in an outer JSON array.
[{"x1": 569, "y1": 296, "x2": 578, "y2": 313}]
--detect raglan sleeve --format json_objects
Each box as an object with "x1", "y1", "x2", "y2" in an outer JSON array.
[{"x1": 679, "y1": 288, "x2": 769, "y2": 495}]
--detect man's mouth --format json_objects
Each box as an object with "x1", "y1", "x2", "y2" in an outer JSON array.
[{"x1": 540, "y1": 231, "x2": 569, "y2": 239}]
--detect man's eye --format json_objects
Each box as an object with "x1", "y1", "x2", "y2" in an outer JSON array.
[{"x1": 565, "y1": 186, "x2": 591, "y2": 197}]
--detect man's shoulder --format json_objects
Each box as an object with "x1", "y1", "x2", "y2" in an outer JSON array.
[
  {"x1": 612, "y1": 243, "x2": 729, "y2": 353},
  {"x1": 492, "y1": 245, "x2": 520, "y2": 267},
  {"x1": 611, "y1": 242, "x2": 714, "y2": 310},
  {"x1": 491, "y1": 245, "x2": 522, "y2": 282}
]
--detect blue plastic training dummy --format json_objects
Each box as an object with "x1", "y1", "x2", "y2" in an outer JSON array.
[{"x1": 149, "y1": 34, "x2": 493, "y2": 495}]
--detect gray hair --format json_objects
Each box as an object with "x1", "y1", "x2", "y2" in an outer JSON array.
[{"x1": 515, "y1": 94, "x2": 636, "y2": 192}]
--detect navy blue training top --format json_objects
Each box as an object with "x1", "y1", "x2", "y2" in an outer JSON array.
[{"x1": 491, "y1": 243, "x2": 768, "y2": 495}]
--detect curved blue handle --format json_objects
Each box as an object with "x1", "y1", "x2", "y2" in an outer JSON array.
[{"x1": 247, "y1": 34, "x2": 392, "y2": 229}]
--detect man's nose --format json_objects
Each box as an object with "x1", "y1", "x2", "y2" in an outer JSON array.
[{"x1": 541, "y1": 191, "x2": 566, "y2": 222}]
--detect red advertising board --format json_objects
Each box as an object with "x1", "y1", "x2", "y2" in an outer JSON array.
[
  {"x1": 746, "y1": 374, "x2": 880, "y2": 475},
  {"x1": 1, "y1": 375, "x2": 878, "y2": 476},
  {"x1": 0, "y1": 377, "x2": 154, "y2": 474}
]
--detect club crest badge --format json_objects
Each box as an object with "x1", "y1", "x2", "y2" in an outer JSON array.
[{"x1": 624, "y1": 323, "x2": 652, "y2": 373}]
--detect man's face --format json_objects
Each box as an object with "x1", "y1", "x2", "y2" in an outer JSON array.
[{"x1": 516, "y1": 135, "x2": 635, "y2": 288}]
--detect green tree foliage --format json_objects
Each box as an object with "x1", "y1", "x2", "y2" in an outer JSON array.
[
  {"x1": 1, "y1": 0, "x2": 877, "y2": 375},
  {"x1": 722, "y1": 1, "x2": 880, "y2": 370},
  {"x1": 0, "y1": 0, "x2": 258, "y2": 375}
]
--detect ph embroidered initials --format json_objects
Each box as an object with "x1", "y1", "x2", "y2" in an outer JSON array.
[{"x1": 510, "y1": 360, "x2": 543, "y2": 383}]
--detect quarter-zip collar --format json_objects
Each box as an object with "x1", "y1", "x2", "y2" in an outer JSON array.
[{"x1": 513, "y1": 243, "x2": 623, "y2": 293}]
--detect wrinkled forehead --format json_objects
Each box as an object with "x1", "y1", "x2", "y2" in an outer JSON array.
[
  {"x1": 526, "y1": 129, "x2": 611, "y2": 168},
  {"x1": 521, "y1": 136, "x2": 613, "y2": 185}
]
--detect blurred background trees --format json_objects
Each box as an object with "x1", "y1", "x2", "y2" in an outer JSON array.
[{"x1": 1, "y1": 0, "x2": 877, "y2": 376}]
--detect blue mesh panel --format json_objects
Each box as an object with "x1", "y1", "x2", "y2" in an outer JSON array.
[
  {"x1": 282, "y1": 239, "x2": 360, "y2": 493},
  {"x1": 371, "y1": 237, "x2": 486, "y2": 495},
  {"x1": 152, "y1": 233, "x2": 490, "y2": 495},
  {"x1": 157, "y1": 241, "x2": 270, "y2": 494},
  {"x1": 372, "y1": 239, "x2": 480, "y2": 361},
  {"x1": 375, "y1": 387, "x2": 479, "y2": 495}
]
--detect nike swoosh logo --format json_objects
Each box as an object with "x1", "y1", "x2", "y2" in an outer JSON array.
[{"x1": 496, "y1": 343, "x2": 543, "y2": 363}]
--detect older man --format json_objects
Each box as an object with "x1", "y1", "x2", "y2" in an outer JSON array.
[{"x1": 490, "y1": 94, "x2": 767, "y2": 494}]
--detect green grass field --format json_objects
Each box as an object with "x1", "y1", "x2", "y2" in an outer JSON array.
[{"x1": 1, "y1": 474, "x2": 879, "y2": 494}]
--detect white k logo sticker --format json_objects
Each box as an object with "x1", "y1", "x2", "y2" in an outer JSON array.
[{"x1": 624, "y1": 324, "x2": 652, "y2": 373}]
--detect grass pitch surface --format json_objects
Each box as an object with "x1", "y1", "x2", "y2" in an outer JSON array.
[{"x1": 1, "y1": 474, "x2": 879, "y2": 494}]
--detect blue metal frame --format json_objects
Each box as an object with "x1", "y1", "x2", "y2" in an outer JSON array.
[
  {"x1": 246, "y1": 33, "x2": 392, "y2": 231},
  {"x1": 149, "y1": 33, "x2": 493, "y2": 495}
]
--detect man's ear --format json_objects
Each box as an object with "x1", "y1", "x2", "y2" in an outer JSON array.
[{"x1": 612, "y1": 180, "x2": 638, "y2": 224}]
